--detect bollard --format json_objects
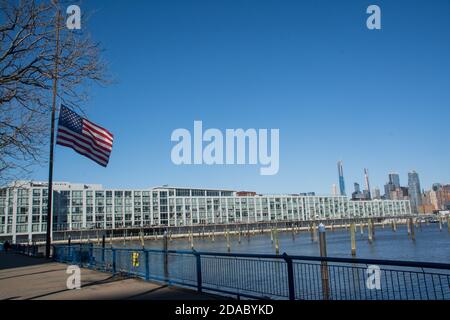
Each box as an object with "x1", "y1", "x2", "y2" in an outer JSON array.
[
  {"x1": 318, "y1": 223, "x2": 330, "y2": 300},
  {"x1": 350, "y1": 223, "x2": 356, "y2": 256}
]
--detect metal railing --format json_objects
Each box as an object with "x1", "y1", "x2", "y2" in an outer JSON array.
[
  {"x1": 10, "y1": 243, "x2": 41, "y2": 256},
  {"x1": 53, "y1": 244, "x2": 450, "y2": 300}
]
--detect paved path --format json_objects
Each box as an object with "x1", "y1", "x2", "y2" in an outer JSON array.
[{"x1": 0, "y1": 252, "x2": 219, "y2": 300}]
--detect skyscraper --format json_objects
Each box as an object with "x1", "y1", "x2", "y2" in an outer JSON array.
[
  {"x1": 408, "y1": 171, "x2": 422, "y2": 213},
  {"x1": 364, "y1": 168, "x2": 371, "y2": 200},
  {"x1": 389, "y1": 173, "x2": 401, "y2": 189},
  {"x1": 332, "y1": 184, "x2": 338, "y2": 196},
  {"x1": 337, "y1": 160, "x2": 346, "y2": 196}
]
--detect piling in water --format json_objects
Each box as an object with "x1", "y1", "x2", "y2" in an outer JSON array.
[
  {"x1": 318, "y1": 223, "x2": 330, "y2": 300},
  {"x1": 368, "y1": 219, "x2": 373, "y2": 243},
  {"x1": 350, "y1": 223, "x2": 356, "y2": 256},
  {"x1": 448, "y1": 216, "x2": 450, "y2": 233},
  {"x1": 410, "y1": 218, "x2": 415, "y2": 241},
  {"x1": 226, "y1": 229, "x2": 230, "y2": 253},
  {"x1": 360, "y1": 222, "x2": 364, "y2": 235},
  {"x1": 275, "y1": 229, "x2": 279, "y2": 254},
  {"x1": 439, "y1": 217, "x2": 443, "y2": 232},
  {"x1": 407, "y1": 219, "x2": 411, "y2": 238}
]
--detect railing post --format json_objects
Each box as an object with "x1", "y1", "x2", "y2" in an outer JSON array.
[
  {"x1": 282, "y1": 253, "x2": 295, "y2": 300},
  {"x1": 102, "y1": 234, "x2": 106, "y2": 265},
  {"x1": 112, "y1": 248, "x2": 116, "y2": 274},
  {"x1": 163, "y1": 230, "x2": 169, "y2": 281},
  {"x1": 88, "y1": 242, "x2": 94, "y2": 268},
  {"x1": 144, "y1": 249, "x2": 150, "y2": 281},
  {"x1": 194, "y1": 251, "x2": 202, "y2": 293}
]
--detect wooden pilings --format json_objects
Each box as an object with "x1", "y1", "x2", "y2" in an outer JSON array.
[
  {"x1": 318, "y1": 223, "x2": 330, "y2": 300},
  {"x1": 368, "y1": 219, "x2": 373, "y2": 243},
  {"x1": 350, "y1": 222, "x2": 356, "y2": 256}
]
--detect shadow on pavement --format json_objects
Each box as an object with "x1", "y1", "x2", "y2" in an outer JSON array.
[{"x1": 0, "y1": 252, "x2": 51, "y2": 270}]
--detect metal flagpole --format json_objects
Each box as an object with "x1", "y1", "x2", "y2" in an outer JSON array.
[{"x1": 45, "y1": 6, "x2": 61, "y2": 259}]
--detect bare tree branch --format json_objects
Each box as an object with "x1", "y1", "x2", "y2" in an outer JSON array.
[{"x1": 0, "y1": 0, "x2": 110, "y2": 185}]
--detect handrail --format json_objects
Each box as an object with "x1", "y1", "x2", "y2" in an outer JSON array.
[{"x1": 56, "y1": 244, "x2": 450, "y2": 270}]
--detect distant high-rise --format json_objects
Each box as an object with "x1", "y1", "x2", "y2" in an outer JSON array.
[
  {"x1": 332, "y1": 184, "x2": 338, "y2": 196},
  {"x1": 372, "y1": 187, "x2": 381, "y2": 200},
  {"x1": 337, "y1": 161, "x2": 346, "y2": 196},
  {"x1": 364, "y1": 168, "x2": 371, "y2": 200},
  {"x1": 354, "y1": 182, "x2": 361, "y2": 193},
  {"x1": 408, "y1": 171, "x2": 422, "y2": 213},
  {"x1": 389, "y1": 173, "x2": 401, "y2": 189}
]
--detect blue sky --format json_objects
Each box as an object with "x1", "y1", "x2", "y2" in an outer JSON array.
[{"x1": 32, "y1": 0, "x2": 450, "y2": 194}]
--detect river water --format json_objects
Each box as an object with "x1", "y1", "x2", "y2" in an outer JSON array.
[{"x1": 115, "y1": 223, "x2": 450, "y2": 264}]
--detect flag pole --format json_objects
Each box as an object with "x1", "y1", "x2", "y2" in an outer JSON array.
[{"x1": 45, "y1": 6, "x2": 61, "y2": 259}]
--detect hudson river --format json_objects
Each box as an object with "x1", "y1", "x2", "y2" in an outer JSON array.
[{"x1": 117, "y1": 223, "x2": 450, "y2": 263}]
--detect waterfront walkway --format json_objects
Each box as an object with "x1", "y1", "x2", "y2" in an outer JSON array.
[{"x1": 0, "y1": 252, "x2": 218, "y2": 300}]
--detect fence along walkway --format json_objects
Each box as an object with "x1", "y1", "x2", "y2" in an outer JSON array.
[{"x1": 53, "y1": 245, "x2": 450, "y2": 300}]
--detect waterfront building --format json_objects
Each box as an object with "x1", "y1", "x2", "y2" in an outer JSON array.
[
  {"x1": 408, "y1": 171, "x2": 422, "y2": 213},
  {"x1": 0, "y1": 181, "x2": 411, "y2": 242}
]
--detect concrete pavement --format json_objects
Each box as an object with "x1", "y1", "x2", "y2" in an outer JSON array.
[{"x1": 0, "y1": 252, "x2": 219, "y2": 300}]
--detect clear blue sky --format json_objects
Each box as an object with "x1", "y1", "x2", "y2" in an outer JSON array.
[{"x1": 32, "y1": 0, "x2": 450, "y2": 194}]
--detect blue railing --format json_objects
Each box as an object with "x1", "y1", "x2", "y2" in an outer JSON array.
[{"x1": 53, "y1": 244, "x2": 450, "y2": 300}]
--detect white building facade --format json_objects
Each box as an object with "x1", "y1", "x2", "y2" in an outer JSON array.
[{"x1": 0, "y1": 181, "x2": 412, "y2": 242}]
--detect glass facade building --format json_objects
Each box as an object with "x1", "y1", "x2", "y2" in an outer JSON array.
[
  {"x1": 0, "y1": 181, "x2": 412, "y2": 242},
  {"x1": 408, "y1": 171, "x2": 422, "y2": 213}
]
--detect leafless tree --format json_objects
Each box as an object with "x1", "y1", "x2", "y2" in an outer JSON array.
[{"x1": 0, "y1": 0, "x2": 109, "y2": 185}]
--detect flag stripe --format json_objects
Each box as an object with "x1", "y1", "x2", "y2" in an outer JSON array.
[
  {"x1": 57, "y1": 129, "x2": 110, "y2": 162},
  {"x1": 57, "y1": 140, "x2": 107, "y2": 167},
  {"x1": 84, "y1": 119, "x2": 114, "y2": 140},
  {"x1": 82, "y1": 123, "x2": 113, "y2": 149},
  {"x1": 58, "y1": 126, "x2": 111, "y2": 157},
  {"x1": 81, "y1": 127, "x2": 113, "y2": 152}
]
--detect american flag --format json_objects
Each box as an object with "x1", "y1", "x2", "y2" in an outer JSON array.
[{"x1": 56, "y1": 105, "x2": 114, "y2": 167}]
